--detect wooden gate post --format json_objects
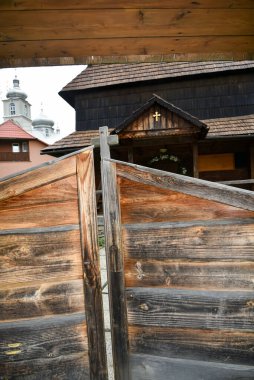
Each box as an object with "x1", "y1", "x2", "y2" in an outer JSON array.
[{"x1": 100, "y1": 127, "x2": 130, "y2": 380}]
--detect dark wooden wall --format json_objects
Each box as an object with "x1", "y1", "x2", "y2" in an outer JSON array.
[
  {"x1": 0, "y1": 148, "x2": 107, "y2": 380},
  {"x1": 75, "y1": 70, "x2": 254, "y2": 131}
]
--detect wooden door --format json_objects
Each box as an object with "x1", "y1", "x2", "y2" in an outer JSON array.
[
  {"x1": 100, "y1": 127, "x2": 254, "y2": 380},
  {"x1": 0, "y1": 147, "x2": 108, "y2": 379}
]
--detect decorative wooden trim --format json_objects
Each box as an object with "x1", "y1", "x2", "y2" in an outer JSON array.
[
  {"x1": 76, "y1": 149, "x2": 108, "y2": 380},
  {"x1": 100, "y1": 127, "x2": 130, "y2": 380}
]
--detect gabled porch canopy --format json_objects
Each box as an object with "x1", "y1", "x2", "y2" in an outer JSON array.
[{"x1": 0, "y1": 1, "x2": 253, "y2": 68}]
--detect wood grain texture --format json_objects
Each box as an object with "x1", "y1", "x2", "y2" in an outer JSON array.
[
  {"x1": 1, "y1": 9, "x2": 252, "y2": 40},
  {"x1": 130, "y1": 353, "x2": 254, "y2": 380},
  {"x1": 124, "y1": 259, "x2": 254, "y2": 290},
  {"x1": 0, "y1": 155, "x2": 76, "y2": 202},
  {"x1": 77, "y1": 149, "x2": 108, "y2": 380},
  {"x1": 0, "y1": 279, "x2": 85, "y2": 321},
  {"x1": 118, "y1": 176, "x2": 254, "y2": 224},
  {"x1": 122, "y1": 219, "x2": 254, "y2": 261},
  {"x1": 0, "y1": 313, "x2": 89, "y2": 379},
  {"x1": 129, "y1": 326, "x2": 254, "y2": 365},
  {"x1": 100, "y1": 127, "x2": 129, "y2": 380},
  {"x1": 115, "y1": 160, "x2": 254, "y2": 211},
  {"x1": 0, "y1": 230, "x2": 83, "y2": 286},
  {"x1": 1, "y1": 1, "x2": 253, "y2": 10},
  {"x1": 126, "y1": 288, "x2": 254, "y2": 330}
]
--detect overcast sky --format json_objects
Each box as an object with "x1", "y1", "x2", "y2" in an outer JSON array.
[{"x1": 0, "y1": 65, "x2": 86, "y2": 138}]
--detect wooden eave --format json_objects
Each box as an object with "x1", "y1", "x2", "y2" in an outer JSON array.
[{"x1": 0, "y1": 1, "x2": 253, "y2": 68}]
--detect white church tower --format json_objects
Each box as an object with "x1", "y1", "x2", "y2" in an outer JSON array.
[{"x1": 3, "y1": 76, "x2": 32, "y2": 132}]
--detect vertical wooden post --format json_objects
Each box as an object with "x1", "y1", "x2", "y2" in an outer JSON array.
[
  {"x1": 250, "y1": 144, "x2": 254, "y2": 191},
  {"x1": 128, "y1": 147, "x2": 134, "y2": 163},
  {"x1": 76, "y1": 148, "x2": 108, "y2": 380},
  {"x1": 100, "y1": 126, "x2": 130, "y2": 380},
  {"x1": 193, "y1": 143, "x2": 199, "y2": 178}
]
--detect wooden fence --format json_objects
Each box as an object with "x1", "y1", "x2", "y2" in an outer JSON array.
[
  {"x1": 0, "y1": 147, "x2": 108, "y2": 379},
  {"x1": 100, "y1": 127, "x2": 254, "y2": 380}
]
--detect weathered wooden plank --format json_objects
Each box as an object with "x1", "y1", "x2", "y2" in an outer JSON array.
[
  {"x1": 0, "y1": 313, "x2": 89, "y2": 379},
  {"x1": 0, "y1": 155, "x2": 77, "y2": 202},
  {"x1": 126, "y1": 288, "x2": 254, "y2": 330},
  {"x1": 1, "y1": 9, "x2": 252, "y2": 40},
  {"x1": 122, "y1": 219, "x2": 254, "y2": 261},
  {"x1": 118, "y1": 177, "x2": 254, "y2": 224},
  {"x1": 130, "y1": 353, "x2": 254, "y2": 380},
  {"x1": 0, "y1": 0, "x2": 253, "y2": 10},
  {"x1": 0, "y1": 230, "x2": 83, "y2": 286},
  {"x1": 76, "y1": 149, "x2": 108, "y2": 380},
  {"x1": 129, "y1": 326, "x2": 254, "y2": 365},
  {"x1": 100, "y1": 127, "x2": 129, "y2": 380},
  {"x1": 124, "y1": 259, "x2": 254, "y2": 290},
  {"x1": 0, "y1": 279, "x2": 85, "y2": 321},
  {"x1": 114, "y1": 160, "x2": 254, "y2": 211},
  {"x1": 0, "y1": 36, "x2": 253, "y2": 61}
]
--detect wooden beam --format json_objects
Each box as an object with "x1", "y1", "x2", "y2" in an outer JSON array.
[
  {"x1": 192, "y1": 143, "x2": 199, "y2": 178},
  {"x1": 100, "y1": 127, "x2": 130, "y2": 380},
  {"x1": 250, "y1": 144, "x2": 254, "y2": 191}
]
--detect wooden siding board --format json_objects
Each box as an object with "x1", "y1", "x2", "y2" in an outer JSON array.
[
  {"x1": 0, "y1": 230, "x2": 83, "y2": 287},
  {"x1": 126, "y1": 287, "x2": 254, "y2": 330},
  {"x1": 122, "y1": 219, "x2": 254, "y2": 260},
  {"x1": 0, "y1": 279, "x2": 85, "y2": 322},
  {"x1": 0, "y1": 313, "x2": 89, "y2": 379},
  {"x1": 124, "y1": 259, "x2": 254, "y2": 290},
  {"x1": 130, "y1": 353, "x2": 254, "y2": 380},
  {"x1": 128, "y1": 326, "x2": 254, "y2": 365}
]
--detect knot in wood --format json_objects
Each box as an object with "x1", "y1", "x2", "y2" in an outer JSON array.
[{"x1": 139, "y1": 303, "x2": 149, "y2": 311}]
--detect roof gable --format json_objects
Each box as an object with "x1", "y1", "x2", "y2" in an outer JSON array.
[
  {"x1": 114, "y1": 94, "x2": 208, "y2": 139},
  {"x1": 0, "y1": 120, "x2": 35, "y2": 140}
]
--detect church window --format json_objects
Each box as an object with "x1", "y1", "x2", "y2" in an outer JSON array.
[
  {"x1": 24, "y1": 104, "x2": 28, "y2": 116},
  {"x1": 10, "y1": 102, "x2": 16, "y2": 115},
  {"x1": 12, "y1": 143, "x2": 20, "y2": 153},
  {"x1": 45, "y1": 128, "x2": 49, "y2": 137},
  {"x1": 22, "y1": 141, "x2": 29, "y2": 152}
]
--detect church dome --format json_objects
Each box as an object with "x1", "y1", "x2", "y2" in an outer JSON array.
[
  {"x1": 6, "y1": 76, "x2": 28, "y2": 100},
  {"x1": 32, "y1": 109, "x2": 54, "y2": 128}
]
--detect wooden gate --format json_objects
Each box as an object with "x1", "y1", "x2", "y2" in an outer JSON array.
[
  {"x1": 100, "y1": 127, "x2": 254, "y2": 380},
  {"x1": 0, "y1": 147, "x2": 108, "y2": 379}
]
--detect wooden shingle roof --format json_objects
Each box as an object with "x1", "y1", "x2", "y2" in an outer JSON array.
[
  {"x1": 60, "y1": 61, "x2": 254, "y2": 93},
  {"x1": 42, "y1": 114, "x2": 254, "y2": 155}
]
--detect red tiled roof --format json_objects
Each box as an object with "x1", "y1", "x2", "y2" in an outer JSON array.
[
  {"x1": 60, "y1": 61, "x2": 254, "y2": 93},
  {"x1": 0, "y1": 120, "x2": 36, "y2": 140}
]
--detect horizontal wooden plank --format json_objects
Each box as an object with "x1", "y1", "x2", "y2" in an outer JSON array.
[
  {"x1": 0, "y1": 279, "x2": 85, "y2": 321},
  {"x1": 122, "y1": 219, "x2": 254, "y2": 261},
  {"x1": 0, "y1": 36, "x2": 253, "y2": 61},
  {"x1": 118, "y1": 177, "x2": 254, "y2": 224},
  {"x1": 129, "y1": 326, "x2": 254, "y2": 365},
  {"x1": 0, "y1": 155, "x2": 77, "y2": 202},
  {"x1": 0, "y1": 0, "x2": 253, "y2": 10},
  {"x1": 0, "y1": 174, "x2": 79, "y2": 229},
  {"x1": 115, "y1": 160, "x2": 254, "y2": 211},
  {"x1": 130, "y1": 353, "x2": 254, "y2": 380},
  {"x1": 0, "y1": 224, "x2": 79, "y2": 235},
  {"x1": 0, "y1": 230, "x2": 83, "y2": 286},
  {"x1": 124, "y1": 259, "x2": 254, "y2": 290},
  {"x1": 0, "y1": 52, "x2": 252, "y2": 68},
  {"x1": 0, "y1": 313, "x2": 89, "y2": 379},
  {"x1": 126, "y1": 288, "x2": 254, "y2": 330},
  {"x1": 1, "y1": 9, "x2": 252, "y2": 41}
]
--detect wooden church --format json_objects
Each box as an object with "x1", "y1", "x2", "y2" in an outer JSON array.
[{"x1": 43, "y1": 61, "x2": 254, "y2": 191}]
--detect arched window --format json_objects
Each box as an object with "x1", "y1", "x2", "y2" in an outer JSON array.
[
  {"x1": 10, "y1": 102, "x2": 15, "y2": 115},
  {"x1": 45, "y1": 128, "x2": 49, "y2": 137},
  {"x1": 24, "y1": 104, "x2": 28, "y2": 116}
]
